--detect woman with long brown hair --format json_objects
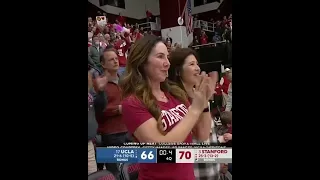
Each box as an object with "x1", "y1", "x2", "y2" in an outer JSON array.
[
  {"x1": 168, "y1": 48, "x2": 219, "y2": 180},
  {"x1": 120, "y1": 35, "x2": 214, "y2": 180}
]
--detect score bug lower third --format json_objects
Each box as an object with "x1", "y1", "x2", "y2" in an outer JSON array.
[
  {"x1": 96, "y1": 147, "x2": 232, "y2": 163},
  {"x1": 176, "y1": 149, "x2": 232, "y2": 163}
]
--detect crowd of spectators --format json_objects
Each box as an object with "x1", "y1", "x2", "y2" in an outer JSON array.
[
  {"x1": 88, "y1": 9, "x2": 232, "y2": 180},
  {"x1": 88, "y1": 13, "x2": 150, "y2": 75},
  {"x1": 192, "y1": 14, "x2": 232, "y2": 46}
]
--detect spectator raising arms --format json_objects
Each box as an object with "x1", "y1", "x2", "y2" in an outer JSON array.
[
  {"x1": 114, "y1": 31, "x2": 131, "y2": 76},
  {"x1": 116, "y1": 12, "x2": 125, "y2": 26},
  {"x1": 120, "y1": 35, "x2": 213, "y2": 180},
  {"x1": 132, "y1": 28, "x2": 143, "y2": 42}
]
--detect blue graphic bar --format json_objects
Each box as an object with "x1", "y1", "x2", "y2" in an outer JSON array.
[{"x1": 96, "y1": 148, "x2": 157, "y2": 163}]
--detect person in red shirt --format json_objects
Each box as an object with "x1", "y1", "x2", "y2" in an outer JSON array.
[
  {"x1": 93, "y1": 25, "x2": 102, "y2": 36},
  {"x1": 132, "y1": 29, "x2": 142, "y2": 43},
  {"x1": 219, "y1": 68, "x2": 231, "y2": 109},
  {"x1": 146, "y1": 10, "x2": 154, "y2": 22},
  {"x1": 167, "y1": 48, "x2": 219, "y2": 180},
  {"x1": 120, "y1": 35, "x2": 213, "y2": 180},
  {"x1": 215, "y1": 82, "x2": 223, "y2": 96},
  {"x1": 124, "y1": 23, "x2": 133, "y2": 34},
  {"x1": 96, "y1": 48, "x2": 131, "y2": 174},
  {"x1": 114, "y1": 32, "x2": 131, "y2": 76},
  {"x1": 106, "y1": 22, "x2": 112, "y2": 30},
  {"x1": 200, "y1": 30, "x2": 208, "y2": 44},
  {"x1": 220, "y1": 68, "x2": 231, "y2": 95},
  {"x1": 116, "y1": 12, "x2": 125, "y2": 26},
  {"x1": 222, "y1": 15, "x2": 228, "y2": 27}
]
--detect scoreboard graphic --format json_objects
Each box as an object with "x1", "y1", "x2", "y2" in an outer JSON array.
[
  {"x1": 96, "y1": 148, "x2": 157, "y2": 163},
  {"x1": 96, "y1": 145, "x2": 232, "y2": 164}
]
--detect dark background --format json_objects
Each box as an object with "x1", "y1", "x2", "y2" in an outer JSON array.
[
  {"x1": 194, "y1": 0, "x2": 220, "y2": 7},
  {"x1": 196, "y1": 42, "x2": 232, "y2": 74}
]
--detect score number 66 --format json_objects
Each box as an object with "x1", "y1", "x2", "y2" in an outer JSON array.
[{"x1": 141, "y1": 151, "x2": 154, "y2": 160}]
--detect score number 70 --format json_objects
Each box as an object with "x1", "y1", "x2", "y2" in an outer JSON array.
[{"x1": 179, "y1": 151, "x2": 191, "y2": 159}]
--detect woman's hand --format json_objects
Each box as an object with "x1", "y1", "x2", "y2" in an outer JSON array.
[
  {"x1": 191, "y1": 72, "x2": 210, "y2": 113},
  {"x1": 207, "y1": 71, "x2": 218, "y2": 100}
]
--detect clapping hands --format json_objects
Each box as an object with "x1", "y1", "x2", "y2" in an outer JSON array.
[
  {"x1": 93, "y1": 75, "x2": 108, "y2": 92},
  {"x1": 192, "y1": 72, "x2": 213, "y2": 112}
]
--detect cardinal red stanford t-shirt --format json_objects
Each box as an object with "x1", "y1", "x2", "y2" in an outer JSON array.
[{"x1": 122, "y1": 94, "x2": 195, "y2": 180}]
